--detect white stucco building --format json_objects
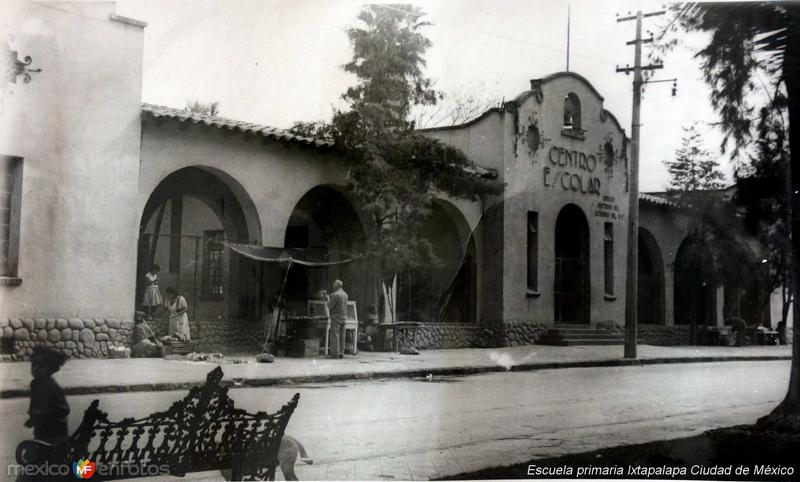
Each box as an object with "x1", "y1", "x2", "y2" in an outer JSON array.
[{"x1": 0, "y1": 1, "x2": 788, "y2": 358}]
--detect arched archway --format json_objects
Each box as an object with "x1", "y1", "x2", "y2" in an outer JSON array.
[
  {"x1": 638, "y1": 228, "x2": 665, "y2": 324},
  {"x1": 282, "y1": 185, "x2": 370, "y2": 319},
  {"x1": 564, "y1": 92, "x2": 582, "y2": 130},
  {"x1": 137, "y1": 166, "x2": 262, "y2": 322},
  {"x1": 398, "y1": 201, "x2": 477, "y2": 323},
  {"x1": 554, "y1": 204, "x2": 590, "y2": 323},
  {"x1": 674, "y1": 235, "x2": 715, "y2": 326},
  {"x1": 721, "y1": 242, "x2": 770, "y2": 326}
]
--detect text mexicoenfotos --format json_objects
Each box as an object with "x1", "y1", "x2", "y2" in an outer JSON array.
[{"x1": 8, "y1": 461, "x2": 171, "y2": 478}]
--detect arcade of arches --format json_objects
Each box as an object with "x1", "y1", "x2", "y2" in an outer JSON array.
[
  {"x1": 673, "y1": 234, "x2": 769, "y2": 328},
  {"x1": 136, "y1": 173, "x2": 480, "y2": 350},
  {"x1": 135, "y1": 168, "x2": 776, "y2": 352}
]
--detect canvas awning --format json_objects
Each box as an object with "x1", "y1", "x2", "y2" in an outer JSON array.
[{"x1": 224, "y1": 242, "x2": 364, "y2": 267}]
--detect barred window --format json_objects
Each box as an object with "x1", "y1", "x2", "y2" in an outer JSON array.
[
  {"x1": 527, "y1": 212, "x2": 539, "y2": 293},
  {"x1": 0, "y1": 156, "x2": 22, "y2": 284},
  {"x1": 203, "y1": 230, "x2": 224, "y2": 299},
  {"x1": 604, "y1": 223, "x2": 614, "y2": 296}
]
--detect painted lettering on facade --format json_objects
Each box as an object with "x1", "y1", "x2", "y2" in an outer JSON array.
[
  {"x1": 593, "y1": 195, "x2": 623, "y2": 220},
  {"x1": 543, "y1": 146, "x2": 602, "y2": 195}
]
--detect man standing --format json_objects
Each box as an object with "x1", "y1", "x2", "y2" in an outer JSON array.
[{"x1": 327, "y1": 279, "x2": 349, "y2": 358}]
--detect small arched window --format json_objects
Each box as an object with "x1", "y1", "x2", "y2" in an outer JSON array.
[{"x1": 563, "y1": 93, "x2": 582, "y2": 130}]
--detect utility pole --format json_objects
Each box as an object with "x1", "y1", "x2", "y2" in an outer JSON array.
[{"x1": 616, "y1": 10, "x2": 665, "y2": 359}]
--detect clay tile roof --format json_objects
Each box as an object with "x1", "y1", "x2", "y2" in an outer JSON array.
[
  {"x1": 142, "y1": 104, "x2": 498, "y2": 180},
  {"x1": 639, "y1": 192, "x2": 679, "y2": 208},
  {"x1": 141, "y1": 104, "x2": 335, "y2": 149}
]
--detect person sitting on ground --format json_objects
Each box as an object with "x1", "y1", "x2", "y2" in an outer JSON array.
[
  {"x1": 725, "y1": 317, "x2": 748, "y2": 347},
  {"x1": 130, "y1": 314, "x2": 162, "y2": 358},
  {"x1": 25, "y1": 346, "x2": 70, "y2": 444}
]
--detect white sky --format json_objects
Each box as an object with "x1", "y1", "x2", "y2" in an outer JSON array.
[{"x1": 115, "y1": 0, "x2": 742, "y2": 192}]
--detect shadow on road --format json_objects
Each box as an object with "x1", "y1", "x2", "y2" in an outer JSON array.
[{"x1": 440, "y1": 425, "x2": 800, "y2": 480}]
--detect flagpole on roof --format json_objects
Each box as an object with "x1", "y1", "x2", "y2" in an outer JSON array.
[{"x1": 566, "y1": 3, "x2": 571, "y2": 72}]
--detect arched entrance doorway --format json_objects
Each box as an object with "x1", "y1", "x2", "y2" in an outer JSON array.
[
  {"x1": 137, "y1": 167, "x2": 261, "y2": 322},
  {"x1": 722, "y1": 246, "x2": 770, "y2": 326},
  {"x1": 674, "y1": 236, "x2": 715, "y2": 326},
  {"x1": 398, "y1": 202, "x2": 477, "y2": 323},
  {"x1": 554, "y1": 204, "x2": 590, "y2": 323},
  {"x1": 638, "y1": 228, "x2": 665, "y2": 324},
  {"x1": 283, "y1": 186, "x2": 369, "y2": 319}
]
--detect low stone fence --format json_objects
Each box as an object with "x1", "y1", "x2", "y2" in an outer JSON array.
[
  {"x1": 1, "y1": 318, "x2": 133, "y2": 360},
  {"x1": 410, "y1": 320, "x2": 549, "y2": 349},
  {"x1": 413, "y1": 323, "x2": 493, "y2": 349},
  {"x1": 3, "y1": 316, "x2": 791, "y2": 359},
  {"x1": 596, "y1": 321, "x2": 692, "y2": 345},
  {"x1": 1, "y1": 316, "x2": 266, "y2": 360},
  {"x1": 496, "y1": 320, "x2": 550, "y2": 347},
  {"x1": 596, "y1": 321, "x2": 794, "y2": 346},
  {"x1": 148, "y1": 317, "x2": 266, "y2": 353}
]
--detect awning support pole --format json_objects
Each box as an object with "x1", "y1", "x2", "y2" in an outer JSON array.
[{"x1": 264, "y1": 260, "x2": 293, "y2": 352}]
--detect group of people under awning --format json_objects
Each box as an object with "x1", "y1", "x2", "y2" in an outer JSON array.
[{"x1": 132, "y1": 243, "x2": 361, "y2": 359}]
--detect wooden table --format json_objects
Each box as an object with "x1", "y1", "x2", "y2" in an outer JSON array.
[
  {"x1": 284, "y1": 315, "x2": 329, "y2": 357},
  {"x1": 756, "y1": 329, "x2": 779, "y2": 345}
]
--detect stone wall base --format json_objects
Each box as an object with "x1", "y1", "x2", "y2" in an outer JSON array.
[
  {"x1": 495, "y1": 320, "x2": 550, "y2": 347},
  {"x1": 596, "y1": 322, "x2": 692, "y2": 346},
  {"x1": 597, "y1": 321, "x2": 794, "y2": 346},
  {"x1": 148, "y1": 318, "x2": 266, "y2": 353},
  {"x1": 3, "y1": 317, "x2": 792, "y2": 360},
  {"x1": 413, "y1": 323, "x2": 495, "y2": 349},
  {"x1": 411, "y1": 320, "x2": 550, "y2": 349},
  {"x1": 1, "y1": 318, "x2": 133, "y2": 360},
  {"x1": 1, "y1": 317, "x2": 268, "y2": 360}
]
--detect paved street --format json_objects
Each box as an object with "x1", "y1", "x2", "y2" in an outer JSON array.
[
  {"x1": 0, "y1": 344, "x2": 790, "y2": 397},
  {"x1": 0, "y1": 360, "x2": 790, "y2": 481}
]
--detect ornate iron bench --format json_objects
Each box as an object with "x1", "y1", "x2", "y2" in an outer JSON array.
[{"x1": 15, "y1": 367, "x2": 299, "y2": 480}]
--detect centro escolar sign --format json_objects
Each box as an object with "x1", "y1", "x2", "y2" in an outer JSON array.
[{"x1": 543, "y1": 146, "x2": 602, "y2": 195}]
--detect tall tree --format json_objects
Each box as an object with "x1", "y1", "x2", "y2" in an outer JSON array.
[
  {"x1": 736, "y1": 101, "x2": 793, "y2": 329},
  {"x1": 664, "y1": 123, "x2": 725, "y2": 191},
  {"x1": 290, "y1": 5, "x2": 502, "y2": 320},
  {"x1": 671, "y1": 2, "x2": 800, "y2": 431}
]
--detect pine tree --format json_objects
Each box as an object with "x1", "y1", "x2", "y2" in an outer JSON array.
[
  {"x1": 290, "y1": 5, "x2": 503, "y2": 321},
  {"x1": 664, "y1": 123, "x2": 725, "y2": 191}
]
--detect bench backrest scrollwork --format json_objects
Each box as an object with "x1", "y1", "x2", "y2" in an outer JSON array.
[{"x1": 17, "y1": 367, "x2": 300, "y2": 480}]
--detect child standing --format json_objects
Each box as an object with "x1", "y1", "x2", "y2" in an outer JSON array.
[
  {"x1": 25, "y1": 346, "x2": 70, "y2": 444},
  {"x1": 143, "y1": 264, "x2": 163, "y2": 320}
]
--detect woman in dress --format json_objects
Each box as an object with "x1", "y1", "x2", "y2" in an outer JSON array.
[
  {"x1": 164, "y1": 286, "x2": 191, "y2": 341},
  {"x1": 142, "y1": 264, "x2": 162, "y2": 320}
]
